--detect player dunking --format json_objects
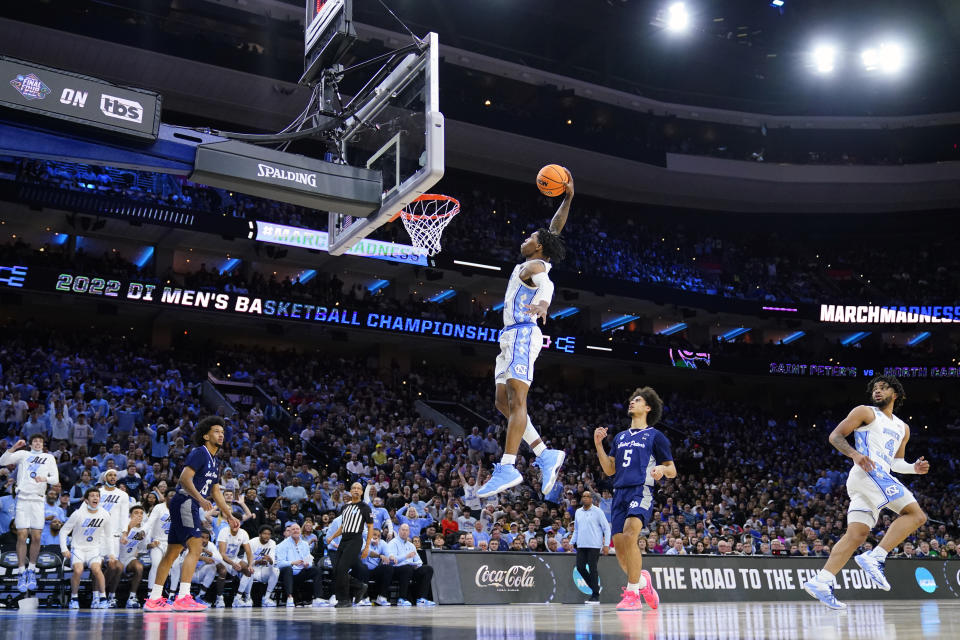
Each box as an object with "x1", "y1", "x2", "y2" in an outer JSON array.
[
  {"x1": 594, "y1": 387, "x2": 676, "y2": 611},
  {"x1": 804, "y1": 376, "x2": 930, "y2": 609},
  {"x1": 144, "y1": 416, "x2": 239, "y2": 611},
  {"x1": 477, "y1": 172, "x2": 574, "y2": 499}
]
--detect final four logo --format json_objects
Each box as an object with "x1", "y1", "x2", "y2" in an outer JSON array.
[{"x1": 10, "y1": 73, "x2": 51, "y2": 100}]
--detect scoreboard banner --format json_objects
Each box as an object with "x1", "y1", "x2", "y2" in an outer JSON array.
[
  {"x1": 6, "y1": 264, "x2": 960, "y2": 379},
  {"x1": 426, "y1": 551, "x2": 960, "y2": 605},
  {"x1": 0, "y1": 264, "x2": 580, "y2": 354},
  {"x1": 0, "y1": 56, "x2": 161, "y2": 142}
]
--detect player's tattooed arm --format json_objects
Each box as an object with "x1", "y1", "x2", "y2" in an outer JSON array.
[
  {"x1": 828, "y1": 405, "x2": 876, "y2": 472},
  {"x1": 548, "y1": 170, "x2": 574, "y2": 235}
]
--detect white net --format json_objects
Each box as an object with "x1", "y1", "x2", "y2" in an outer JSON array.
[{"x1": 398, "y1": 194, "x2": 460, "y2": 256}]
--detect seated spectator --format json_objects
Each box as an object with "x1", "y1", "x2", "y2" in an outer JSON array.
[
  {"x1": 248, "y1": 525, "x2": 280, "y2": 607},
  {"x1": 381, "y1": 524, "x2": 435, "y2": 607},
  {"x1": 275, "y1": 523, "x2": 323, "y2": 607}
]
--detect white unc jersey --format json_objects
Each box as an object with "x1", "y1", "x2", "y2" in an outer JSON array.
[
  {"x1": 853, "y1": 406, "x2": 907, "y2": 474},
  {"x1": 502, "y1": 260, "x2": 551, "y2": 327}
]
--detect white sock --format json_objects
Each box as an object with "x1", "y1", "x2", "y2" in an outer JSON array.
[
  {"x1": 28, "y1": 563, "x2": 37, "y2": 572},
  {"x1": 816, "y1": 570, "x2": 835, "y2": 583},
  {"x1": 500, "y1": 454, "x2": 516, "y2": 465},
  {"x1": 871, "y1": 547, "x2": 889, "y2": 560},
  {"x1": 627, "y1": 581, "x2": 640, "y2": 594},
  {"x1": 523, "y1": 418, "x2": 547, "y2": 456},
  {"x1": 178, "y1": 583, "x2": 191, "y2": 598},
  {"x1": 107, "y1": 592, "x2": 114, "y2": 600},
  {"x1": 150, "y1": 584, "x2": 163, "y2": 600}
]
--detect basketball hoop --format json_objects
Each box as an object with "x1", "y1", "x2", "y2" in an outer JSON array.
[{"x1": 395, "y1": 194, "x2": 460, "y2": 256}]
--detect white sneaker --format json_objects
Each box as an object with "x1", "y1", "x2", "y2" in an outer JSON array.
[
  {"x1": 286, "y1": 597, "x2": 296, "y2": 608},
  {"x1": 355, "y1": 597, "x2": 372, "y2": 607},
  {"x1": 312, "y1": 597, "x2": 332, "y2": 608},
  {"x1": 262, "y1": 596, "x2": 277, "y2": 608},
  {"x1": 328, "y1": 595, "x2": 338, "y2": 606},
  {"x1": 126, "y1": 596, "x2": 140, "y2": 609},
  {"x1": 232, "y1": 596, "x2": 246, "y2": 608},
  {"x1": 375, "y1": 596, "x2": 391, "y2": 606},
  {"x1": 214, "y1": 595, "x2": 226, "y2": 608},
  {"x1": 855, "y1": 552, "x2": 891, "y2": 591}
]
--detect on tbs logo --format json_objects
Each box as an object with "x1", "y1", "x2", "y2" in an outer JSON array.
[{"x1": 100, "y1": 94, "x2": 143, "y2": 124}]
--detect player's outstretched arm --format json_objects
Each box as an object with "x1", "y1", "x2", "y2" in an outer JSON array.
[
  {"x1": 548, "y1": 170, "x2": 574, "y2": 235},
  {"x1": 593, "y1": 427, "x2": 615, "y2": 477},
  {"x1": 828, "y1": 405, "x2": 875, "y2": 472}
]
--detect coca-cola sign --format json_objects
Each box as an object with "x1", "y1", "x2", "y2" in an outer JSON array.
[{"x1": 475, "y1": 564, "x2": 536, "y2": 591}]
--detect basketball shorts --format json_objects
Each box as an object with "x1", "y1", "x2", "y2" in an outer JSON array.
[
  {"x1": 15, "y1": 499, "x2": 45, "y2": 531},
  {"x1": 119, "y1": 548, "x2": 141, "y2": 568},
  {"x1": 495, "y1": 324, "x2": 543, "y2": 385},
  {"x1": 611, "y1": 484, "x2": 654, "y2": 536},
  {"x1": 168, "y1": 494, "x2": 203, "y2": 545},
  {"x1": 846, "y1": 465, "x2": 917, "y2": 528},
  {"x1": 70, "y1": 547, "x2": 104, "y2": 569},
  {"x1": 253, "y1": 565, "x2": 279, "y2": 583}
]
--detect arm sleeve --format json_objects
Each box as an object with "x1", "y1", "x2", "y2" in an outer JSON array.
[
  {"x1": 530, "y1": 271, "x2": 554, "y2": 306},
  {"x1": 653, "y1": 432, "x2": 673, "y2": 464},
  {"x1": 0, "y1": 450, "x2": 25, "y2": 466},
  {"x1": 891, "y1": 458, "x2": 917, "y2": 474},
  {"x1": 60, "y1": 511, "x2": 78, "y2": 552},
  {"x1": 275, "y1": 541, "x2": 291, "y2": 569},
  {"x1": 46, "y1": 457, "x2": 59, "y2": 485},
  {"x1": 104, "y1": 515, "x2": 117, "y2": 557}
]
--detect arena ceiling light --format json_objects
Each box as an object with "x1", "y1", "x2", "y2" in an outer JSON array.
[
  {"x1": 811, "y1": 44, "x2": 838, "y2": 74},
  {"x1": 862, "y1": 42, "x2": 906, "y2": 73},
  {"x1": 665, "y1": 3, "x2": 690, "y2": 33}
]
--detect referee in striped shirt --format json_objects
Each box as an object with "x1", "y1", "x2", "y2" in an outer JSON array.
[{"x1": 327, "y1": 482, "x2": 373, "y2": 607}]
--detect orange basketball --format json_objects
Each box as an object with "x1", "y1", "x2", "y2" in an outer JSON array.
[{"x1": 536, "y1": 164, "x2": 569, "y2": 197}]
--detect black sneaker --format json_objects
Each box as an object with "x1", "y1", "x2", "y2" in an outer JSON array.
[
  {"x1": 352, "y1": 581, "x2": 369, "y2": 605},
  {"x1": 586, "y1": 595, "x2": 601, "y2": 605}
]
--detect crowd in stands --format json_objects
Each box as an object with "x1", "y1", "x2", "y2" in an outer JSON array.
[
  {"x1": 8, "y1": 158, "x2": 960, "y2": 308},
  {"x1": 2, "y1": 328, "x2": 958, "y2": 604}
]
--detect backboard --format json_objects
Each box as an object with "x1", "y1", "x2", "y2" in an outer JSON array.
[{"x1": 327, "y1": 31, "x2": 444, "y2": 256}]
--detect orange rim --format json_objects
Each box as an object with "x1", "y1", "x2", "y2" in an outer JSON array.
[{"x1": 389, "y1": 194, "x2": 460, "y2": 222}]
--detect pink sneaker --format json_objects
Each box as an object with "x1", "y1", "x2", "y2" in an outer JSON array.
[
  {"x1": 173, "y1": 595, "x2": 208, "y2": 611},
  {"x1": 639, "y1": 570, "x2": 659, "y2": 609},
  {"x1": 616, "y1": 587, "x2": 643, "y2": 611},
  {"x1": 143, "y1": 597, "x2": 174, "y2": 612}
]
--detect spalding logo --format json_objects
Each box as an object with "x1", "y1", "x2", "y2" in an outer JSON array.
[{"x1": 475, "y1": 564, "x2": 535, "y2": 589}]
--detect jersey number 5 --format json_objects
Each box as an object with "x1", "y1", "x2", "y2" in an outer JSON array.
[{"x1": 622, "y1": 449, "x2": 632, "y2": 467}]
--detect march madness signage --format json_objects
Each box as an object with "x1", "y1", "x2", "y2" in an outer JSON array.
[{"x1": 426, "y1": 551, "x2": 960, "y2": 605}]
